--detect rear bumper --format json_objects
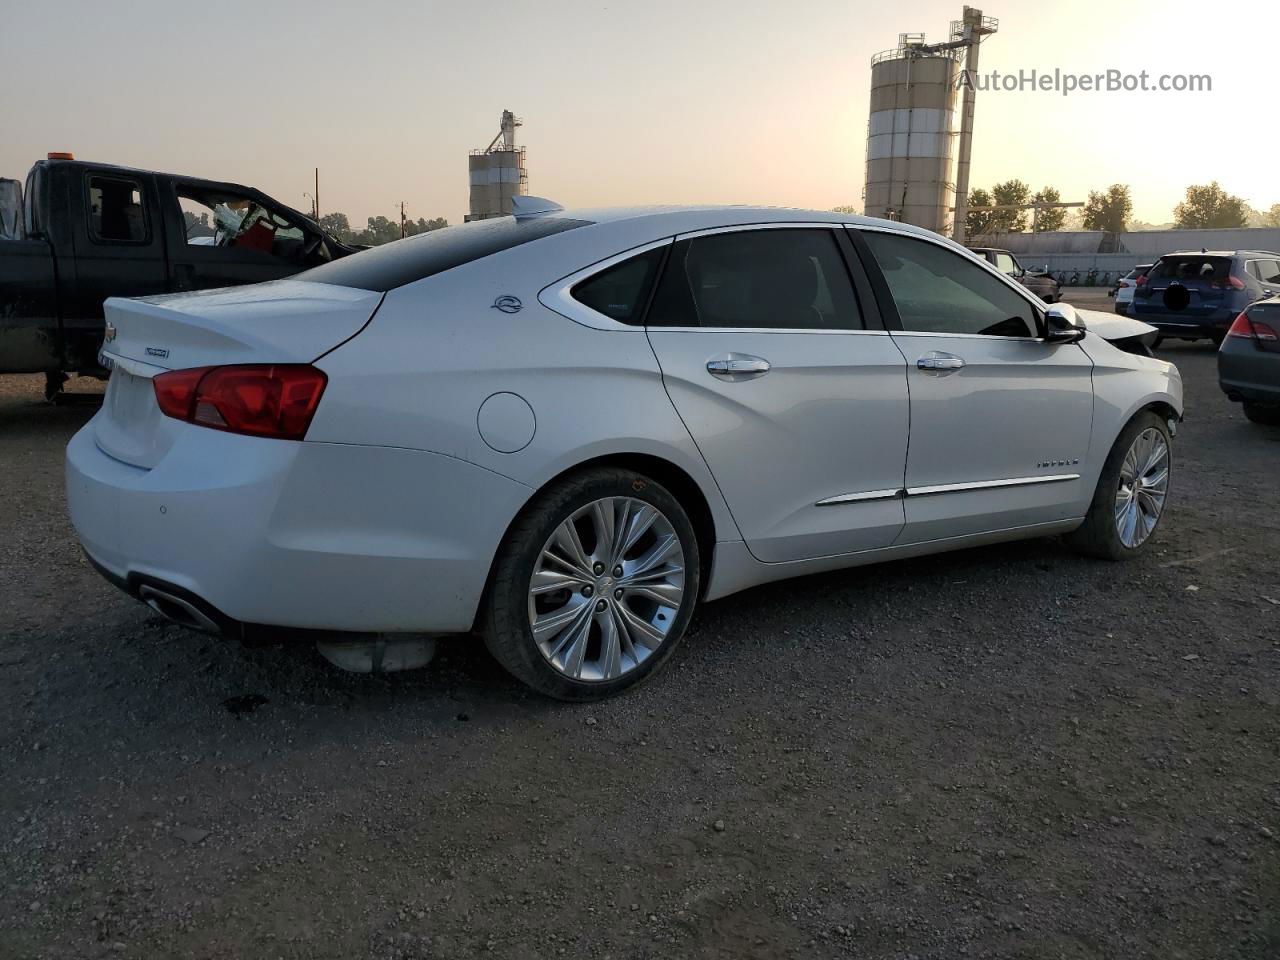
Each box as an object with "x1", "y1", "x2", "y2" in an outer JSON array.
[
  {"x1": 1219, "y1": 348, "x2": 1280, "y2": 405},
  {"x1": 66, "y1": 418, "x2": 533, "y2": 633},
  {"x1": 1136, "y1": 306, "x2": 1236, "y2": 336}
]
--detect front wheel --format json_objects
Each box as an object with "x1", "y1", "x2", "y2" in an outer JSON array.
[
  {"x1": 481, "y1": 468, "x2": 700, "y2": 701},
  {"x1": 1066, "y1": 412, "x2": 1171, "y2": 560}
]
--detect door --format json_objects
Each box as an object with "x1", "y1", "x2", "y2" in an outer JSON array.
[
  {"x1": 855, "y1": 228, "x2": 1095, "y2": 543},
  {"x1": 644, "y1": 225, "x2": 910, "y2": 563},
  {"x1": 67, "y1": 171, "x2": 169, "y2": 369}
]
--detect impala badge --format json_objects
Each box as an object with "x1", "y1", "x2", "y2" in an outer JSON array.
[
  {"x1": 145, "y1": 347, "x2": 169, "y2": 359},
  {"x1": 1037, "y1": 458, "x2": 1080, "y2": 468},
  {"x1": 492, "y1": 295, "x2": 522, "y2": 314}
]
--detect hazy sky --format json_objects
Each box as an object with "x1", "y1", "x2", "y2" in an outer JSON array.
[{"x1": 2, "y1": 0, "x2": 1274, "y2": 228}]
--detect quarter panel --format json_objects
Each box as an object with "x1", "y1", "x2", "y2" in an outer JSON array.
[{"x1": 307, "y1": 257, "x2": 741, "y2": 544}]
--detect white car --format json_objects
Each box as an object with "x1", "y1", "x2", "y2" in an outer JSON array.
[
  {"x1": 1113, "y1": 264, "x2": 1153, "y2": 316},
  {"x1": 67, "y1": 200, "x2": 1183, "y2": 700}
]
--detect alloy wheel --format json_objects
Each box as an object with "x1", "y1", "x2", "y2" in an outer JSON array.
[
  {"x1": 528, "y1": 497, "x2": 686, "y2": 682},
  {"x1": 1114, "y1": 427, "x2": 1169, "y2": 548}
]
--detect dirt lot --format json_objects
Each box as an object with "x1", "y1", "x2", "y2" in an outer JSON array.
[{"x1": 2, "y1": 302, "x2": 1278, "y2": 959}]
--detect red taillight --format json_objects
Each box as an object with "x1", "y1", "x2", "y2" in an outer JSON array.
[
  {"x1": 152, "y1": 365, "x2": 327, "y2": 440},
  {"x1": 152, "y1": 366, "x2": 209, "y2": 419},
  {"x1": 1211, "y1": 276, "x2": 1246, "y2": 290},
  {"x1": 1226, "y1": 313, "x2": 1279, "y2": 341}
]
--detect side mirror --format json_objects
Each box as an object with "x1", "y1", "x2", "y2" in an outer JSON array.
[{"x1": 1044, "y1": 303, "x2": 1087, "y2": 344}]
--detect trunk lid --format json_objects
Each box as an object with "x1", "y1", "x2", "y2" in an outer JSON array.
[
  {"x1": 95, "y1": 279, "x2": 380, "y2": 468},
  {"x1": 100, "y1": 279, "x2": 382, "y2": 371}
]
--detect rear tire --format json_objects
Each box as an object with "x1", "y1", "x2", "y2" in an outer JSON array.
[
  {"x1": 480, "y1": 467, "x2": 701, "y2": 701},
  {"x1": 1065, "y1": 411, "x2": 1171, "y2": 561},
  {"x1": 1243, "y1": 403, "x2": 1280, "y2": 426}
]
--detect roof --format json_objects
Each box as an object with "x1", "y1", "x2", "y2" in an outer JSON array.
[
  {"x1": 1164, "y1": 249, "x2": 1280, "y2": 257},
  {"x1": 534, "y1": 203, "x2": 959, "y2": 248}
]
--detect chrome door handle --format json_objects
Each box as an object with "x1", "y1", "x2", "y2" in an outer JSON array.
[
  {"x1": 707, "y1": 354, "x2": 771, "y2": 381},
  {"x1": 916, "y1": 352, "x2": 965, "y2": 375}
]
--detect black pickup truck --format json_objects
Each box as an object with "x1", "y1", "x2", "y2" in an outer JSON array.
[{"x1": 0, "y1": 155, "x2": 356, "y2": 397}]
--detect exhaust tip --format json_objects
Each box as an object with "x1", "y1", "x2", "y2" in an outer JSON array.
[{"x1": 139, "y1": 585, "x2": 222, "y2": 635}]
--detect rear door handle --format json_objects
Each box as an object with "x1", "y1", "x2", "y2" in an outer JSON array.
[
  {"x1": 707, "y1": 354, "x2": 771, "y2": 381},
  {"x1": 916, "y1": 352, "x2": 965, "y2": 375}
]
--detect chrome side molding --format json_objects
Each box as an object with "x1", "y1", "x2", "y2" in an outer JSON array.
[
  {"x1": 816, "y1": 488, "x2": 903, "y2": 506},
  {"x1": 906, "y1": 474, "x2": 1080, "y2": 497},
  {"x1": 817, "y1": 473, "x2": 1079, "y2": 506}
]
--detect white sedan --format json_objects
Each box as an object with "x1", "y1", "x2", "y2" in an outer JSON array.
[{"x1": 67, "y1": 200, "x2": 1182, "y2": 700}]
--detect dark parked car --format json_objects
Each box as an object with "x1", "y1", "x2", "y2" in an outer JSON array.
[
  {"x1": 1131, "y1": 250, "x2": 1280, "y2": 346},
  {"x1": 1219, "y1": 296, "x2": 1280, "y2": 424},
  {"x1": 0, "y1": 154, "x2": 357, "y2": 397},
  {"x1": 969, "y1": 247, "x2": 1060, "y2": 302}
]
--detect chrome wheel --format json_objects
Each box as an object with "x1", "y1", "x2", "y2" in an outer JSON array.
[
  {"x1": 1114, "y1": 427, "x2": 1169, "y2": 548},
  {"x1": 528, "y1": 497, "x2": 686, "y2": 682}
]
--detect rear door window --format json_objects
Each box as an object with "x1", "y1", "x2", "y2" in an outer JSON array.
[
  {"x1": 1251, "y1": 259, "x2": 1280, "y2": 284},
  {"x1": 646, "y1": 228, "x2": 864, "y2": 330},
  {"x1": 87, "y1": 175, "x2": 148, "y2": 243}
]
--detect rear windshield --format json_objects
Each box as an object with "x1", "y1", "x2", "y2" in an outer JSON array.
[
  {"x1": 1150, "y1": 256, "x2": 1232, "y2": 283},
  {"x1": 298, "y1": 215, "x2": 591, "y2": 292}
]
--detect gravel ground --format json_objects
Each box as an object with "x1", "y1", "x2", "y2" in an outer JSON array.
[{"x1": 2, "y1": 309, "x2": 1278, "y2": 959}]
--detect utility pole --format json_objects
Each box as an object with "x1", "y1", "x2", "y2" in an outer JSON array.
[
  {"x1": 314, "y1": 168, "x2": 320, "y2": 220},
  {"x1": 400, "y1": 201, "x2": 407, "y2": 239}
]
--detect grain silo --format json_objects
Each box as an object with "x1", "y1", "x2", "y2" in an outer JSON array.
[
  {"x1": 863, "y1": 38, "x2": 961, "y2": 234},
  {"x1": 466, "y1": 110, "x2": 529, "y2": 221},
  {"x1": 863, "y1": 8, "x2": 998, "y2": 239}
]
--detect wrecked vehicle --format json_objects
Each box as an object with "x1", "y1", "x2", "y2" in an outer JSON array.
[{"x1": 0, "y1": 154, "x2": 356, "y2": 398}]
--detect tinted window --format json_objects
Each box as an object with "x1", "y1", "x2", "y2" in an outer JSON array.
[
  {"x1": 647, "y1": 229, "x2": 863, "y2": 330},
  {"x1": 570, "y1": 247, "x2": 666, "y2": 323},
  {"x1": 1149, "y1": 256, "x2": 1231, "y2": 283},
  {"x1": 299, "y1": 215, "x2": 591, "y2": 292},
  {"x1": 863, "y1": 231, "x2": 1039, "y2": 338},
  {"x1": 88, "y1": 176, "x2": 147, "y2": 243}
]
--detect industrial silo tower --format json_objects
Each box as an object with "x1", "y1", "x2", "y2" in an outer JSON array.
[
  {"x1": 863, "y1": 7, "x2": 998, "y2": 238},
  {"x1": 864, "y1": 38, "x2": 961, "y2": 234},
  {"x1": 466, "y1": 110, "x2": 530, "y2": 221}
]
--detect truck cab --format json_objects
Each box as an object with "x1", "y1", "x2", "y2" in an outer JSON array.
[{"x1": 0, "y1": 156, "x2": 356, "y2": 395}]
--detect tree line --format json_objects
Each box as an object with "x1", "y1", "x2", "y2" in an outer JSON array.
[
  {"x1": 318, "y1": 212, "x2": 449, "y2": 246},
  {"x1": 964, "y1": 181, "x2": 1279, "y2": 237}
]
